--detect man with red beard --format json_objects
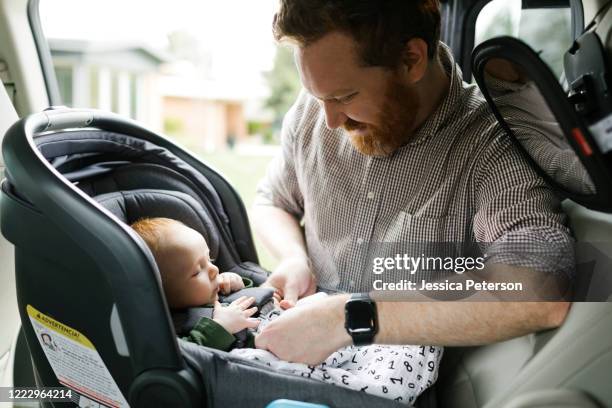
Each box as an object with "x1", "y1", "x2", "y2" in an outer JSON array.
[{"x1": 253, "y1": 0, "x2": 571, "y2": 365}]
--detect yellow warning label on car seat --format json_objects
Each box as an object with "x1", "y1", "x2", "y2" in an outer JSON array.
[{"x1": 27, "y1": 304, "x2": 129, "y2": 408}]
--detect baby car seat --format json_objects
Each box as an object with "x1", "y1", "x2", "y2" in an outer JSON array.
[{"x1": 0, "y1": 108, "x2": 406, "y2": 408}]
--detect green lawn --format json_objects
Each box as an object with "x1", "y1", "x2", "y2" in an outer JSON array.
[{"x1": 196, "y1": 150, "x2": 279, "y2": 271}]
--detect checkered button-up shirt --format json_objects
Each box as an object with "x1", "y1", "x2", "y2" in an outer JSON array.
[{"x1": 255, "y1": 43, "x2": 571, "y2": 293}]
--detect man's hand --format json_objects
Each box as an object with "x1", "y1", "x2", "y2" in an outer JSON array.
[
  {"x1": 263, "y1": 257, "x2": 317, "y2": 309},
  {"x1": 218, "y1": 272, "x2": 245, "y2": 295},
  {"x1": 255, "y1": 294, "x2": 351, "y2": 364},
  {"x1": 213, "y1": 296, "x2": 260, "y2": 334}
]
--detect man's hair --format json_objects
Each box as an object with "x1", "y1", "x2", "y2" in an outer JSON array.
[
  {"x1": 131, "y1": 217, "x2": 181, "y2": 255},
  {"x1": 273, "y1": 0, "x2": 441, "y2": 67}
]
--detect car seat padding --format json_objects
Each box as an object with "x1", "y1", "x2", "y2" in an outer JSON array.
[{"x1": 95, "y1": 189, "x2": 220, "y2": 259}]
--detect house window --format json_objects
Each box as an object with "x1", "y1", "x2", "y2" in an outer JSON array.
[
  {"x1": 475, "y1": 0, "x2": 573, "y2": 78},
  {"x1": 89, "y1": 67, "x2": 99, "y2": 109},
  {"x1": 130, "y1": 74, "x2": 138, "y2": 119},
  {"x1": 54, "y1": 66, "x2": 73, "y2": 106},
  {"x1": 111, "y1": 71, "x2": 120, "y2": 113}
]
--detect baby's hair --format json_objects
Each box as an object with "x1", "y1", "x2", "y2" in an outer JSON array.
[{"x1": 130, "y1": 217, "x2": 183, "y2": 254}]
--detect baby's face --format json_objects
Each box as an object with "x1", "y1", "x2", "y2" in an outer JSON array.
[{"x1": 156, "y1": 223, "x2": 220, "y2": 309}]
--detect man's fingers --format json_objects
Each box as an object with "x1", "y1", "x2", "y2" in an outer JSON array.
[
  {"x1": 272, "y1": 297, "x2": 281, "y2": 308},
  {"x1": 272, "y1": 291, "x2": 283, "y2": 304},
  {"x1": 280, "y1": 285, "x2": 299, "y2": 309},
  {"x1": 279, "y1": 299, "x2": 295, "y2": 309},
  {"x1": 262, "y1": 274, "x2": 286, "y2": 291},
  {"x1": 305, "y1": 276, "x2": 318, "y2": 297},
  {"x1": 246, "y1": 318, "x2": 260, "y2": 328},
  {"x1": 254, "y1": 333, "x2": 266, "y2": 349}
]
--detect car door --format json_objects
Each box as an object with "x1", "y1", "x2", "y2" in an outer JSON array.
[{"x1": 0, "y1": 0, "x2": 51, "y2": 393}]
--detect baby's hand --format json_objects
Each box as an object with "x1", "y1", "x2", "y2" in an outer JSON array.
[
  {"x1": 218, "y1": 272, "x2": 245, "y2": 295},
  {"x1": 213, "y1": 296, "x2": 260, "y2": 334}
]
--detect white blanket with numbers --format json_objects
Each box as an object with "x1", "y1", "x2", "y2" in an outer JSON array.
[{"x1": 230, "y1": 304, "x2": 442, "y2": 405}]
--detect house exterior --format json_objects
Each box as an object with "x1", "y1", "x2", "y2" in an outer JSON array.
[
  {"x1": 49, "y1": 38, "x2": 166, "y2": 132},
  {"x1": 159, "y1": 70, "x2": 249, "y2": 152},
  {"x1": 49, "y1": 39, "x2": 259, "y2": 152}
]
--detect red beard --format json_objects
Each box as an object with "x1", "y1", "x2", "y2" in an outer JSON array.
[{"x1": 344, "y1": 77, "x2": 420, "y2": 157}]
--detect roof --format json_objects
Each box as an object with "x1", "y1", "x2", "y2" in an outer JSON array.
[{"x1": 48, "y1": 38, "x2": 171, "y2": 70}]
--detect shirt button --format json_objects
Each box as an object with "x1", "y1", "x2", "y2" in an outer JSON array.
[
  {"x1": 357, "y1": 238, "x2": 364, "y2": 245},
  {"x1": 367, "y1": 191, "x2": 375, "y2": 199}
]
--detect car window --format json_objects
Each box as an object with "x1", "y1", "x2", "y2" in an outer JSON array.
[
  {"x1": 37, "y1": 0, "x2": 301, "y2": 269},
  {"x1": 475, "y1": 0, "x2": 573, "y2": 78}
]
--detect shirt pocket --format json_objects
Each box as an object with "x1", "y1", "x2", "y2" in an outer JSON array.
[{"x1": 382, "y1": 211, "x2": 461, "y2": 244}]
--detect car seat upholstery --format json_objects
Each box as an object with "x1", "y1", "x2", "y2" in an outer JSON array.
[
  {"x1": 500, "y1": 388, "x2": 601, "y2": 408},
  {"x1": 437, "y1": 201, "x2": 612, "y2": 407},
  {"x1": 437, "y1": 301, "x2": 612, "y2": 408}
]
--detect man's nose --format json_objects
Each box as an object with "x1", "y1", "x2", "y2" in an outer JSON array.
[{"x1": 323, "y1": 101, "x2": 347, "y2": 129}]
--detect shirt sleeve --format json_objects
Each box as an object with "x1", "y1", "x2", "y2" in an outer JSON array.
[
  {"x1": 473, "y1": 132, "x2": 575, "y2": 278},
  {"x1": 253, "y1": 93, "x2": 305, "y2": 219},
  {"x1": 181, "y1": 317, "x2": 236, "y2": 351}
]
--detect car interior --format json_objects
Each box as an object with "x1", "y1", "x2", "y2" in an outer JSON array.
[{"x1": 1, "y1": 0, "x2": 612, "y2": 407}]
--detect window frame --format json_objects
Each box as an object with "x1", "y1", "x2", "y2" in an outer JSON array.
[
  {"x1": 32, "y1": 0, "x2": 585, "y2": 104},
  {"x1": 440, "y1": 0, "x2": 584, "y2": 81},
  {"x1": 28, "y1": 0, "x2": 61, "y2": 105}
]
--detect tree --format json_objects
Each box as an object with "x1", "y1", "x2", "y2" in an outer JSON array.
[{"x1": 264, "y1": 45, "x2": 302, "y2": 131}]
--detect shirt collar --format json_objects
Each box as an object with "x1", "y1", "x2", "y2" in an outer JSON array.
[{"x1": 405, "y1": 42, "x2": 465, "y2": 147}]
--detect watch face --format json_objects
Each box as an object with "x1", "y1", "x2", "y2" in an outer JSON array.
[{"x1": 346, "y1": 300, "x2": 375, "y2": 332}]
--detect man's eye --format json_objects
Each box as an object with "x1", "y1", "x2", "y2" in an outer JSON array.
[{"x1": 338, "y1": 93, "x2": 357, "y2": 104}]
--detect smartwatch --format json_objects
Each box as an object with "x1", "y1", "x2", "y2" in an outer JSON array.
[{"x1": 344, "y1": 293, "x2": 378, "y2": 346}]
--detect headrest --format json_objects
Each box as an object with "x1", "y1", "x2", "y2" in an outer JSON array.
[
  {"x1": 94, "y1": 189, "x2": 220, "y2": 258},
  {"x1": 35, "y1": 130, "x2": 229, "y2": 225}
]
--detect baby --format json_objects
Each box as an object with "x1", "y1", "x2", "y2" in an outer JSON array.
[
  {"x1": 131, "y1": 217, "x2": 441, "y2": 405},
  {"x1": 131, "y1": 217, "x2": 261, "y2": 350}
]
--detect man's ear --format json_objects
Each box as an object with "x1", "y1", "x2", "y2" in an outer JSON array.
[{"x1": 399, "y1": 38, "x2": 429, "y2": 84}]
